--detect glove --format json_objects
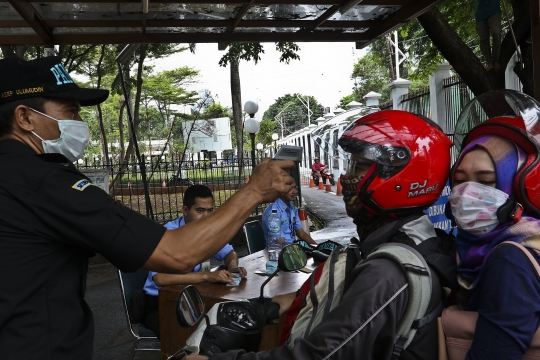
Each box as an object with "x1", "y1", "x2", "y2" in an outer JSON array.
[
  {"x1": 248, "y1": 297, "x2": 281, "y2": 325},
  {"x1": 264, "y1": 300, "x2": 280, "y2": 324}
]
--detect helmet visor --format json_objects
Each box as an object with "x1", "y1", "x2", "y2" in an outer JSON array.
[
  {"x1": 454, "y1": 89, "x2": 540, "y2": 152},
  {"x1": 339, "y1": 119, "x2": 411, "y2": 178}
]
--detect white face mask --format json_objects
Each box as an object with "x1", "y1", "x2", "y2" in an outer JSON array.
[
  {"x1": 29, "y1": 108, "x2": 90, "y2": 163},
  {"x1": 448, "y1": 182, "x2": 509, "y2": 236}
]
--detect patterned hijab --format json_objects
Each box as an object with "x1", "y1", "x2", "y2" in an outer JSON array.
[{"x1": 453, "y1": 135, "x2": 540, "y2": 289}]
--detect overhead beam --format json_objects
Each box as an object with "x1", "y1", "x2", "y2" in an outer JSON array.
[
  {"x1": 359, "y1": 0, "x2": 440, "y2": 48},
  {"x1": 0, "y1": 19, "x2": 375, "y2": 29},
  {"x1": 307, "y1": 4, "x2": 340, "y2": 29},
  {"x1": 8, "y1": 0, "x2": 54, "y2": 43},
  {"x1": 23, "y1": 0, "x2": 412, "y2": 4},
  {"x1": 0, "y1": 31, "x2": 373, "y2": 45},
  {"x1": 225, "y1": 0, "x2": 255, "y2": 34}
]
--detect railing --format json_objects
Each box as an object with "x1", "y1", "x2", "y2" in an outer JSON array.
[
  {"x1": 401, "y1": 85, "x2": 431, "y2": 118},
  {"x1": 76, "y1": 154, "x2": 269, "y2": 224},
  {"x1": 443, "y1": 74, "x2": 476, "y2": 163},
  {"x1": 379, "y1": 99, "x2": 393, "y2": 110}
]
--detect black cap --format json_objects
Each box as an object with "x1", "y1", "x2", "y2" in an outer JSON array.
[{"x1": 0, "y1": 56, "x2": 109, "y2": 106}]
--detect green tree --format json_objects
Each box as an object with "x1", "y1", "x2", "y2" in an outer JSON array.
[
  {"x1": 255, "y1": 118, "x2": 280, "y2": 148},
  {"x1": 367, "y1": 0, "x2": 533, "y2": 97},
  {"x1": 217, "y1": 42, "x2": 300, "y2": 171},
  {"x1": 339, "y1": 52, "x2": 391, "y2": 107},
  {"x1": 263, "y1": 93, "x2": 323, "y2": 136}
]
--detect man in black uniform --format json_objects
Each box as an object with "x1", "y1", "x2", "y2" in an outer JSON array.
[{"x1": 0, "y1": 56, "x2": 294, "y2": 359}]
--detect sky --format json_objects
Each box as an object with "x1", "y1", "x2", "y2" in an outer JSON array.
[{"x1": 148, "y1": 42, "x2": 367, "y2": 119}]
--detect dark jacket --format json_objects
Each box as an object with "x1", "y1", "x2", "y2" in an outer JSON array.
[{"x1": 209, "y1": 214, "x2": 456, "y2": 360}]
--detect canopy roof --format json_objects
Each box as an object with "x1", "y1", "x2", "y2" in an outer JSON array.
[{"x1": 1, "y1": 0, "x2": 440, "y2": 46}]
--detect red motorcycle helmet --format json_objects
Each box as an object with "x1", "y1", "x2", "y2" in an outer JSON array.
[
  {"x1": 338, "y1": 110, "x2": 453, "y2": 217},
  {"x1": 453, "y1": 89, "x2": 540, "y2": 217}
]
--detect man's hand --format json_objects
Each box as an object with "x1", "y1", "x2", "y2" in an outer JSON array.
[
  {"x1": 204, "y1": 269, "x2": 238, "y2": 285},
  {"x1": 247, "y1": 158, "x2": 295, "y2": 203},
  {"x1": 228, "y1": 266, "x2": 247, "y2": 277}
]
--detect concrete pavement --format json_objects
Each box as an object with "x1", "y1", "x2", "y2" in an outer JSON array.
[{"x1": 87, "y1": 183, "x2": 356, "y2": 360}]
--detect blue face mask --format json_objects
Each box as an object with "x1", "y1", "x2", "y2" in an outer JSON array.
[{"x1": 29, "y1": 108, "x2": 90, "y2": 163}]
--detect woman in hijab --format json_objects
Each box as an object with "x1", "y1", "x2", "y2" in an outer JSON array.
[{"x1": 447, "y1": 90, "x2": 540, "y2": 359}]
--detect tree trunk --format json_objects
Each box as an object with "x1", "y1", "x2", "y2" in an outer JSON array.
[
  {"x1": 112, "y1": 44, "x2": 149, "y2": 186},
  {"x1": 417, "y1": 4, "x2": 533, "y2": 97},
  {"x1": 119, "y1": 100, "x2": 125, "y2": 161},
  {"x1": 417, "y1": 7, "x2": 500, "y2": 96},
  {"x1": 230, "y1": 60, "x2": 245, "y2": 178},
  {"x1": 96, "y1": 45, "x2": 110, "y2": 166}
]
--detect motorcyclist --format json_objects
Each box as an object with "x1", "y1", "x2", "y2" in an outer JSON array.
[
  {"x1": 186, "y1": 110, "x2": 456, "y2": 360},
  {"x1": 311, "y1": 157, "x2": 325, "y2": 174},
  {"x1": 311, "y1": 157, "x2": 327, "y2": 185}
]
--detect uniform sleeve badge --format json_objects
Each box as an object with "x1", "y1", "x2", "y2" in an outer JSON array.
[{"x1": 72, "y1": 179, "x2": 93, "y2": 191}]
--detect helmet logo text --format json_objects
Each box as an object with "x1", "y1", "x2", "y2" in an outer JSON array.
[{"x1": 408, "y1": 180, "x2": 439, "y2": 198}]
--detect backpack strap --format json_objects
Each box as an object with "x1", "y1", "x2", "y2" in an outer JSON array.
[
  {"x1": 365, "y1": 243, "x2": 433, "y2": 359},
  {"x1": 496, "y1": 241, "x2": 540, "y2": 281}
]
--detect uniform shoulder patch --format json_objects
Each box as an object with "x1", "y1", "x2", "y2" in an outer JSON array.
[{"x1": 72, "y1": 179, "x2": 93, "y2": 191}]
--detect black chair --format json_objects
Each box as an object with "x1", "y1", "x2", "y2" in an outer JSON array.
[
  {"x1": 117, "y1": 268, "x2": 160, "y2": 359},
  {"x1": 242, "y1": 220, "x2": 266, "y2": 254}
]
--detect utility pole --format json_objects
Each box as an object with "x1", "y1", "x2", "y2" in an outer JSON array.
[{"x1": 296, "y1": 95, "x2": 313, "y2": 126}]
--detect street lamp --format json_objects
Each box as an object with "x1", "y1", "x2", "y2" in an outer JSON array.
[
  {"x1": 271, "y1": 133, "x2": 279, "y2": 152},
  {"x1": 244, "y1": 100, "x2": 260, "y2": 171}
]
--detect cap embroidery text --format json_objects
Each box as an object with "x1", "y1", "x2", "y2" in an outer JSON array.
[{"x1": 50, "y1": 63, "x2": 74, "y2": 85}]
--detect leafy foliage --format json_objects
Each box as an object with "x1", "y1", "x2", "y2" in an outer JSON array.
[
  {"x1": 263, "y1": 93, "x2": 323, "y2": 136},
  {"x1": 337, "y1": 51, "x2": 390, "y2": 108}
]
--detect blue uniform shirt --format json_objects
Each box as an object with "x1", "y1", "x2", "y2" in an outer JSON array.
[
  {"x1": 262, "y1": 198, "x2": 302, "y2": 244},
  {"x1": 143, "y1": 216, "x2": 234, "y2": 296}
]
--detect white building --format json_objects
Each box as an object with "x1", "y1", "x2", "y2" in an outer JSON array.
[{"x1": 276, "y1": 93, "x2": 381, "y2": 181}]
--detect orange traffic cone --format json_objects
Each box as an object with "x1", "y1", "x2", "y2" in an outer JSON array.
[
  {"x1": 324, "y1": 178, "x2": 332, "y2": 193},
  {"x1": 318, "y1": 176, "x2": 324, "y2": 190},
  {"x1": 162, "y1": 179, "x2": 167, "y2": 188},
  {"x1": 336, "y1": 177, "x2": 343, "y2": 196},
  {"x1": 298, "y1": 207, "x2": 310, "y2": 235},
  {"x1": 309, "y1": 177, "x2": 315, "y2": 188}
]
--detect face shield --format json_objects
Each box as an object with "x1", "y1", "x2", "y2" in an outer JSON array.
[
  {"x1": 454, "y1": 89, "x2": 540, "y2": 152},
  {"x1": 338, "y1": 119, "x2": 411, "y2": 179}
]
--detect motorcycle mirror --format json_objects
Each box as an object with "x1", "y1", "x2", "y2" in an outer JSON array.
[
  {"x1": 258, "y1": 244, "x2": 308, "y2": 303},
  {"x1": 176, "y1": 285, "x2": 206, "y2": 328},
  {"x1": 278, "y1": 244, "x2": 308, "y2": 271}
]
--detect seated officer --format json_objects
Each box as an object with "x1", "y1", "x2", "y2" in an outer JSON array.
[
  {"x1": 262, "y1": 181, "x2": 317, "y2": 245},
  {"x1": 142, "y1": 185, "x2": 247, "y2": 339}
]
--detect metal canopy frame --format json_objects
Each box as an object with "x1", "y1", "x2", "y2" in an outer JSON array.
[{"x1": 0, "y1": 0, "x2": 440, "y2": 47}]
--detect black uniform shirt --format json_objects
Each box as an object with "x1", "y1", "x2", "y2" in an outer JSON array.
[{"x1": 0, "y1": 139, "x2": 166, "y2": 359}]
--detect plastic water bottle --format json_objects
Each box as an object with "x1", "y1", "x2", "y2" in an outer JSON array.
[{"x1": 267, "y1": 209, "x2": 281, "y2": 262}]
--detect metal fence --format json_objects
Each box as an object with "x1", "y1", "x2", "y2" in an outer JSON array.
[
  {"x1": 401, "y1": 85, "x2": 431, "y2": 118},
  {"x1": 443, "y1": 75, "x2": 476, "y2": 163},
  {"x1": 76, "y1": 154, "x2": 269, "y2": 224},
  {"x1": 379, "y1": 99, "x2": 393, "y2": 110}
]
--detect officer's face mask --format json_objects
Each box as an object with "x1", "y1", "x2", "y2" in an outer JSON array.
[
  {"x1": 29, "y1": 107, "x2": 90, "y2": 163},
  {"x1": 448, "y1": 181, "x2": 509, "y2": 236}
]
